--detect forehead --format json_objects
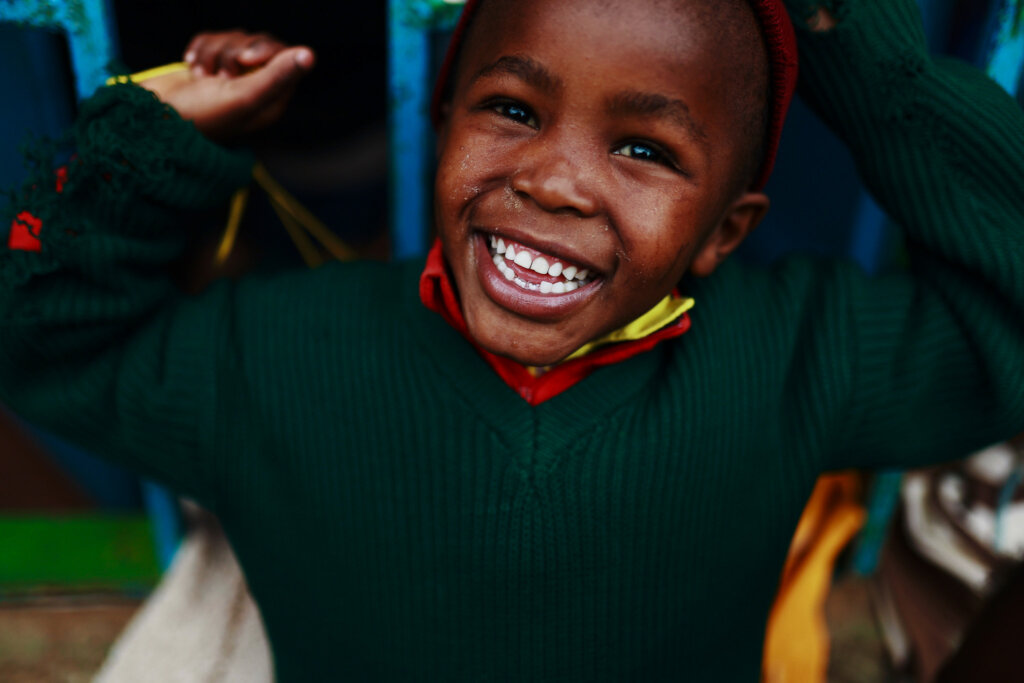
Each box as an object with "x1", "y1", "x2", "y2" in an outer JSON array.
[{"x1": 457, "y1": 0, "x2": 732, "y2": 89}]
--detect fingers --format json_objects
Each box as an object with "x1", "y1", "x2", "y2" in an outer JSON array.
[
  {"x1": 186, "y1": 31, "x2": 237, "y2": 76},
  {"x1": 229, "y1": 46, "x2": 315, "y2": 111},
  {"x1": 237, "y1": 35, "x2": 287, "y2": 67},
  {"x1": 199, "y1": 47, "x2": 314, "y2": 138},
  {"x1": 184, "y1": 30, "x2": 289, "y2": 77}
]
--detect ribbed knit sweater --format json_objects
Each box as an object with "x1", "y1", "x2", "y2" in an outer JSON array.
[{"x1": 2, "y1": 2, "x2": 1023, "y2": 680}]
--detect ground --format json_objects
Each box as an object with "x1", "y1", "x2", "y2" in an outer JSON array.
[
  {"x1": 0, "y1": 576, "x2": 903, "y2": 682},
  {"x1": 0, "y1": 599, "x2": 138, "y2": 683}
]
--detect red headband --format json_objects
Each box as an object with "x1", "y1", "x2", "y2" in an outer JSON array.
[{"x1": 430, "y1": 0, "x2": 798, "y2": 191}]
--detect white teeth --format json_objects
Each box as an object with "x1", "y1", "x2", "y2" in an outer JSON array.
[
  {"x1": 488, "y1": 238, "x2": 596, "y2": 295},
  {"x1": 514, "y1": 251, "x2": 533, "y2": 269}
]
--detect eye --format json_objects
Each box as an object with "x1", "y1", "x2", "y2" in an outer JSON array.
[
  {"x1": 612, "y1": 141, "x2": 673, "y2": 167},
  {"x1": 492, "y1": 101, "x2": 538, "y2": 128}
]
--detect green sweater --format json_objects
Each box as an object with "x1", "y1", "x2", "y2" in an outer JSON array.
[{"x1": 2, "y1": 3, "x2": 1023, "y2": 680}]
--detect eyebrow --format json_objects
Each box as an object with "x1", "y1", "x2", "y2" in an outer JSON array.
[
  {"x1": 606, "y1": 91, "x2": 708, "y2": 146},
  {"x1": 469, "y1": 55, "x2": 563, "y2": 95}
]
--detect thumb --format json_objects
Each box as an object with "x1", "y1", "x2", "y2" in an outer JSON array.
[{"x1": 230, "y1": 46, "x2": 315, "y2": 110}]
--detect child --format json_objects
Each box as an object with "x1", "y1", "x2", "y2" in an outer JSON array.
[{"x1": 2, "y1": 0, "x2": 1022, "y2": 680}]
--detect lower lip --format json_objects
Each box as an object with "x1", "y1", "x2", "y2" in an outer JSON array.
[{"x1": 474, "y1": 233, "x2": 602, "y2": 321}]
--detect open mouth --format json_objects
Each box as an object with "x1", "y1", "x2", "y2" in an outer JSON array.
[{"x1": 486, "y1": 235, "x2": 598, "y2": 295}]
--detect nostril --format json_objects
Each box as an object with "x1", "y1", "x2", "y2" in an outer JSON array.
[{"x1": 503, "y1": 185, "x2": 525, "y2": 211}]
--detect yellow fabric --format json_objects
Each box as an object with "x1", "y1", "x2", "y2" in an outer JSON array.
[
  {"x1": 563, "y1": 294, "x2": 695, "y2": 362},
  {"x1": 106, "y1": 62, "x2": 189, "y2": 86},
  {"x1": 762, "y1": 474, "x2": 866, "y2": 683}
]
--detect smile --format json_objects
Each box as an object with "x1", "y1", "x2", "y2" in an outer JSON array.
[
  {"x1": 487, "y1": 236, "x2": 597, "y2": 295},
  {"x1": 473, "y1": 231, "x2": 604, "y2": 322}
]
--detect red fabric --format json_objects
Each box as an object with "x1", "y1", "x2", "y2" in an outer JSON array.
[
  {"x1": 419, "y1": 240, "x2": 691, "y2": 406},
  {"x1": 430, "y1": 0, "x2": 798, "y2": 191},
  {"x1": 55, "y1": 165, "x2": 68, "y2": 194},
  {"x1": 6, "y1": 165, "x2": 69, "y2": 253},
  {"x1": 8, "y1": 212, "x2": 43, "y2": 252}
]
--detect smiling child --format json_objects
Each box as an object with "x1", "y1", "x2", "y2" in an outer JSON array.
[{"x1": 2, "y1": 0, "x2": 1023, "y2": 680}]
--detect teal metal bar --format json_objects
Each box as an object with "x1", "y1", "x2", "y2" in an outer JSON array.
[
  {"x1": 388, "y1": 0, "x2": 466, "y2": 260},
  {"x1": 0, "y1": 0, "x2": 118, "y2": 99},
  {"x1": 985, "y1": 0, "x2": 1024, "y2": 92}
]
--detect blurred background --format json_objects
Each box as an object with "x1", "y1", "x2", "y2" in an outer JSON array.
[{"x1": 0, "y1": 0, "x2": 1022, "y2": 681}]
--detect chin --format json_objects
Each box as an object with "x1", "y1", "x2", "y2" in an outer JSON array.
[{"x1": 467, "y1": 316, "x2": 577, "y2": 367}]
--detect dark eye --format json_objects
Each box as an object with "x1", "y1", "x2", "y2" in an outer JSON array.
[
  {"x1": 612, "y1": 141, "x2": 671, "y2": 166},
  {"x1": 493, "y1": 101, "x2": 538, "y2": 128}
]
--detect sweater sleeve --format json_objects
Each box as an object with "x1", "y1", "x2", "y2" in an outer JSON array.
[
  {"x1": 0, "y1": 84, "x2": 253, "y2": 501},
  {"x1": 783, "y1": 1, "x2": 1024, "y2": 470}
]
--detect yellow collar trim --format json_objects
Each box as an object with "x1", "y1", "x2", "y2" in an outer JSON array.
[{"x1": 563, "y1": 293, "x2": 695, "y2": 362}]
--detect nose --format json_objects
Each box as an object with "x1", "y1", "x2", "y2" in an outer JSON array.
[{"x1": 510, "y1": 136, "x2": 600, "y2": 217}]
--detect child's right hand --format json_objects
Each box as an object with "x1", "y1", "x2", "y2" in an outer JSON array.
[{"x1": 139, "y1": 31, "x2": 315, "y2": 142}]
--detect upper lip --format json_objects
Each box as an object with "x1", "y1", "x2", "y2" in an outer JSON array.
[{"x1": 476, "y1": 226, "x2": 608, "y2": 276}]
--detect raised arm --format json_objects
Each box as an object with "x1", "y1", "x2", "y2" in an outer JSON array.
[
  {"x1": 0, "y1": 85, "x2": 253, "y2": 500},
  {"x1": 782, "y1": 0, "x2": 1024, "y2": 469}
]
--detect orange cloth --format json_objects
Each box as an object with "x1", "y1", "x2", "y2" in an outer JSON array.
[{"x1": 762, "y1": 473, "x2": 866, "y2": 683}]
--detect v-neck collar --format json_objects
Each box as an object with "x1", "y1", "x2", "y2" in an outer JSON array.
[{"x1": 417, "y1": 240, "x2": 691, "y2": 406}]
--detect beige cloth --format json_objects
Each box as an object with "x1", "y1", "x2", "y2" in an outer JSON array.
[{"x1": 95, "y1": 509, "x2": 273, "y2": 683}]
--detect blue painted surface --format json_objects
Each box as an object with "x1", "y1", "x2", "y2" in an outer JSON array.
[
  {"x1": 0, "y1": 0, "x2": 118, "y2": 99},
  {"x1": 0, "y1": 24, "x2": 75, "y2": 199},
  {"x1": 388, "y1": 0, "x2": 467, "y2": 260},
  {"x1": 389, "y1": 0, "x2": 433, "y2": 261},
  {"x1": 985, "y1": 0, "x2": 1024, "y2": 91}
]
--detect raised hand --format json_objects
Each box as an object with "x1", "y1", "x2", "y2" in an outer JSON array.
[{"x1": 138, "y1": 31, "x2": 315, "y2": 142}]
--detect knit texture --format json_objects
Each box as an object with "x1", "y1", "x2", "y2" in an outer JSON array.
[{"x1": 2, "y1": 2, "x2": 1023, "y2": 680}]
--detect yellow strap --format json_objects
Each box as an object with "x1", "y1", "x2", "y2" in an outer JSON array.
[
  {"x1": 562, "y1": 294, "x2": 695, "y2": 362},
  {"x1": 106, "y1": 62, "x2": 189, "y2": 86},
  {"x1": 268, "y1": 195, "x2": 326, "y2": 269},
  {"x1": 107, "y1": 65, "x2": 358, "y2": 269},
  {"x1": 253, "y1": 164, "x2": 358, "y2": 262},
  {"x1": 215, "y1": 187, "x2": 250, "y2": 265}
]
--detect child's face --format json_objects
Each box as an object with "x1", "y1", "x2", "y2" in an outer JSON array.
[{"x1": 435, "y1": 0, "x2": 769, "y2": 366}]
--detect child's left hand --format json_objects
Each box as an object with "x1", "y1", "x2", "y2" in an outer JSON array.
[{"x1": 138, "y1": 31, "x2": 315, "y2": 142}]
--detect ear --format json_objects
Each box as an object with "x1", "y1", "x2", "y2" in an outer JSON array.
[{"x1": 689, "y1": 192, "x2": 769, "y2": 278}]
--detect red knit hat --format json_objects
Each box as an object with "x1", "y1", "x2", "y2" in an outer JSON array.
[{"x1": 430, "y1": 0, "x2": 799, "y2": 191}]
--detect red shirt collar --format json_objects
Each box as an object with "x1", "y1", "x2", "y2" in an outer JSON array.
[{"x1": 419, "y1": 240, "x2": 691, "y2": 405}]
